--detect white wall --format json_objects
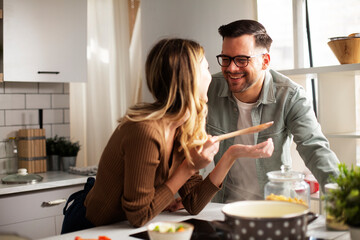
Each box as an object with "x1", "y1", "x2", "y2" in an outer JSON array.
[{"x1": 141, "y1": 0, "x2": 257, "y2": 102}]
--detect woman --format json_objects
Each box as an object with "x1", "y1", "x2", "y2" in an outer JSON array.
[{"x1": 62, "y1": 38, "x2": 273, "y2": 233}]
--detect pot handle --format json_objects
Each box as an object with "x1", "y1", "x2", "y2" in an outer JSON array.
[
  {"x1": 307, "y1": 211, "x2": 319, "y2": 224},
  {"x1": 211, "y1": 220, "x2": 232, "y2": 233}
]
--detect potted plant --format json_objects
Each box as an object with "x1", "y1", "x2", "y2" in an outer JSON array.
[
  {"x1": 46, "y1": 135, "x2": 61, "y2": 171},
  {"x1": 325, "y1": 163, "x2": 360, "y2": 239},
  {"x1": 57, "y1": 137, "x2": 81, "y2": 171}
]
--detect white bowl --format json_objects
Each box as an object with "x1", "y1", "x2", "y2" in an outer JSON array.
[{"x1": 147, "y1": 221, "x2": 194, "y2": 240}]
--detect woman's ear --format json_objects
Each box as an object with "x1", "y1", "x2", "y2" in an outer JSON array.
[{"x1": 262, "y1": 53, "x2": 270, "y2": 70}]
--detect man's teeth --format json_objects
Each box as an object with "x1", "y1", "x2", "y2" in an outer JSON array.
[{"x1": 229, "y1": 74, "x2": 244, "y2": 79}]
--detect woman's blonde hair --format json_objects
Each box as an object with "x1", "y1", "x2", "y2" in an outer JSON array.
[{"x1": 121, "y1": 38, "x2": 208, "y2": 162}]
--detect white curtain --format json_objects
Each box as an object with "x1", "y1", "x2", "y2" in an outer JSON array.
[{"x1": 70, "y1": 0, "x2": 142, "y2": 167}]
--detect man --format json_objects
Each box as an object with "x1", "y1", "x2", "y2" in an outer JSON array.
[{"x1": 206, "y1": 19, "x2": 339, "y2": 203}]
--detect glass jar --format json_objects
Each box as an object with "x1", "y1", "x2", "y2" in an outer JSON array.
[
  {"x1": 264, "y1": 165, "x2": 310, "y2": 207},
  {"x1": 324, "y1": 183, "x2": 348, "y2": 231}
]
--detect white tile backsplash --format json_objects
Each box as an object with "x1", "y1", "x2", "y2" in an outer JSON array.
[
  {"x1": 5, "y1": 109, "x2": 40, "y2": 125},
  {"x1": 53, "y1": 124, "x2": 70, "y2": 138},
  {"x1": 44, "y1": 109, "x2": 64, "y2": 124},
  {"x1": 64, "y1": 83, "x2": 69, "y2": 94},
  {"x1": 0, "y1": 142, "x2": 6, "y2": 158},
  {"x1": 0, "y1": 83, "x2": 70, "y2": 141},
  {"x1": 52, "y1": 94, "x2": 70, "y2": 108},
  {"x1": 26, "y1": 94, "x2": 51, "y2": 109},
  {"x1": 64, "y1": 109, "x2": 70, "y2": 123},
  {"x1": 0, "y1": 83, "x2": 70, "y2": 173},
  {"x1": 0, "y1": 94, "x2": 25, "y2": 109},
  {"x1": 39, "y1": 83, "x2": 64, "y2": 94},
  {"x1": 0, "y1": 83, "x2": 4, "y2": 93},
  {"x1": 4, "y1": 82, "x2": 38, "y2": 93},
  {"x1": 0, "y1": 111, "x2": 4, "y2": 126},
  {"x1": 0, "y1": 126, "x2": 22, "y2": 139}
]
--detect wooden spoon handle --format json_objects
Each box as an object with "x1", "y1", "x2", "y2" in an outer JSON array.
[{"x1": 216, "y1": 121, "x2": 274, "y2": 142}]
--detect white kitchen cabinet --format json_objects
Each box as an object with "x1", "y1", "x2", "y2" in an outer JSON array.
[
  {"x1": 0, "y1": 184, "x2": 84, "y2": 239},
  {"x1": 1, "y1": 0, "x2": 87, "y2": 82}
]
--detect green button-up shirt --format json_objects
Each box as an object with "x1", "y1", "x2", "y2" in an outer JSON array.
[{"x1": 206, "y1": 69, "x2": 339, "y2": 203}]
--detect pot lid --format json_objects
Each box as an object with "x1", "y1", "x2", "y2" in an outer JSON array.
[
  {"x1": 267, "y1": 165, "x2": 304, "y2": 182},
  {"x1": 1, "y1": 168, "x2": 43, "y2": 184}
]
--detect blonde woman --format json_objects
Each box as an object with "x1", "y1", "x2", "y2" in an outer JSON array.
[{"x1": 61, "y1": 38, "x2": 273, "y2": 233}]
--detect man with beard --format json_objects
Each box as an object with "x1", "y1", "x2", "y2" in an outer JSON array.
[{"x1": 206, "y1": 19, "x2": 339, "y2": 203}]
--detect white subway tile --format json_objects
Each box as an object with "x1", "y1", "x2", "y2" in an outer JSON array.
[
  {"x1": 64, "y1": 109, "x2": 70, "y2": 123},
  {"x1": 43, "y1": 125, "x2": 52, "y2": 139},
  {"x1": 0, "y1": 94, "x2": 25, "y2": 109},
  {"x1": 39, "y1": 83, "x2": 64, "y2": 94},
  {"x1": 52, "y1": 94, "x2": 70, "y2": 108},
  {"x1": 0, "y1": 126, "x2": 19, "y2": 140},
  {"x1": 0, "y1": 111, "x2": 4, "y2": 126},
  {"x1": 26, "y1": 94, "x2": 51, "y2": 109},
  {"x1": 4, "y1": 82, "x2": 38, "y2": 93},
  {"x1": 0, "y1": 158, "x2": 7, "y2": 174},
  {"x1": 64, "y1": 83, "x2": 70, "y2": 94},
  {"x1": 5, "y1": 109, "x2": 39, "y2": 125},
  {"x1": 0, "y1": 83, "x2": 4, "y2": 93},
  {"x1": 0, "y1": 142, "x2": 6, "y2": 158},
  {"x1": 44, "y1": 109, "x2": 63, "y2": 124},
  {"x1": 52, "y1": 124, "x2": 70, "y2": 138}
]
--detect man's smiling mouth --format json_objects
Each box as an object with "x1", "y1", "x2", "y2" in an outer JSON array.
[{"x1": 228, "y1": 73, "x2": 245, "y2": 80}]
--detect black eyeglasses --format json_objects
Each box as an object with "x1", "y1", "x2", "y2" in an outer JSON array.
[{"x1": 216, "y1": 53, "x2": 264, "y2": 68}]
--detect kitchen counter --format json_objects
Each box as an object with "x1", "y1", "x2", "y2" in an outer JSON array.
[
  {"x1": 38, "y1": 203, "x2": 351, "y2": 240},
  {"x1": 0, "y1": 171, "x2": 90, "y2": 196}
]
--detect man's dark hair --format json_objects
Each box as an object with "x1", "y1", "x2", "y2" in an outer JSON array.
[{"x1": 218, "y1": 19, "x2": 273, "y2": 52}]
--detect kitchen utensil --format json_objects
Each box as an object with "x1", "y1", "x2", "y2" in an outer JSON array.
[
  {"x1": 39, "y1": 109, "x2": 43, "y2": 129},
  {"x1": 216, "y1": 121, "x2": 273, "y2": 142},
  {"x1": 328, "y1": 34, "x2": 360, "y2": 64},
  {"x1": 17, "y1": 128, "x2": 47, "y2": 173},
  {"x1": 147, "y1": 222, "x2": 194, "y2": 240},
  {"x1": 213, "y1": 200, "x2": 317, "y2": 240},
  {"x1": 1, "y1": 168, "x2": 43, "y2": 184}
]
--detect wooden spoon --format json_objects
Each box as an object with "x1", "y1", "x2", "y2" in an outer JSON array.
[{"x1": 216, "y1": 121, "x2": 274, "y2": 142}]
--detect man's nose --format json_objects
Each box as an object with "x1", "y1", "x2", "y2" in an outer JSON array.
[{"x1": 227, "y1": 59, "x2": 239, "y2": 71}]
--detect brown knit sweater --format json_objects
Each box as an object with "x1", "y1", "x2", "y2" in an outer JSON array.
[{"x1": 84, "y1": 120, "x2": 220, "y2": 227}]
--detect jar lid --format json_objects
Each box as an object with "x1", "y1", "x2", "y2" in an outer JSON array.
[
  {"x1": 267, "y1": 166, "x2": 304, "y2": 182},
  {"x1": 1, "y1": 168, "x2": 43, "y2": 184}
]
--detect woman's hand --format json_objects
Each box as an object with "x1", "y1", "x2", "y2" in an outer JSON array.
[
  {"x1": 165, "y1": 136, "x2": 219, "y2": 195},
  {"x1": 208, "y1": 138, "x2": 274, "y2": 187},
  {"x1": 226, "y1": 138, "x2": 274, "y2": 160},
  {"x1": 188, "y1": 136, "x2": 219, "y2": 171}
]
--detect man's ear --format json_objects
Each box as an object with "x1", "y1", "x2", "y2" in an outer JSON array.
[{"x1": 262, "y1": 53, "x2": 270, "y2": 70}]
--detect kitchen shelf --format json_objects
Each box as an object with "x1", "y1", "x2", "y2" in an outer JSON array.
[
  {"x1": 326, "y1": 131, "x2": 360, "y2": 138},
  {"x1": 279, "y1": 63, "x2": 360, "y2": 77}
]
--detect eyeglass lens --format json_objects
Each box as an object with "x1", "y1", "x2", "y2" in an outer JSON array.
[{"x1": 218, "y1": 56, "x2": 249, "y2": 67}]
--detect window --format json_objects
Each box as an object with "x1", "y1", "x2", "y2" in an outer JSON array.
[
  {"x1": 257, "y1": 0, "x2": 294, "y2": 70},
  {"x1": 257, "y1": 0, "x2": 360, "y2": 69}
]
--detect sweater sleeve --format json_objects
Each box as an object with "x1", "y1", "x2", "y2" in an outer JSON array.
[
  {"x1": 121, "y1": 123, "x2": 174, "y2": 227},
  {"x1": 179, "y1": 174, "x2": 221, "y2": 215}
]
